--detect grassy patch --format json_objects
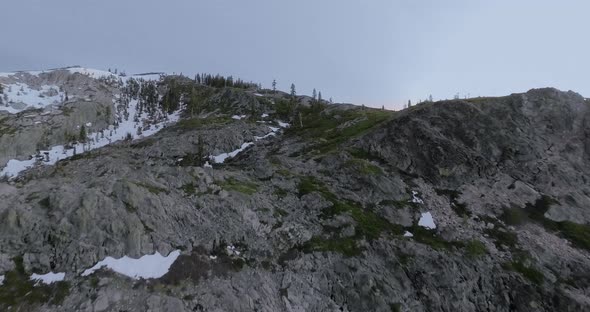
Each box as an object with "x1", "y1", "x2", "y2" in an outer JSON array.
[
  {"x1": 219, "y1": 178, "x2": 258, "y2": 195},
  {"x1": 344, "y1": 158, "x2": 382, "y2": 176},
  {"x1": 0, "y1": 118, "x2": 17, "y2": 136},
  {"x1": 133, "y1": 181, "x2": 168, "y2": 195},
  {"x1": 502, "y1": 196, "x2": 590, "y2": 251},
  {"x1": 288, "y1": 108, "x2": 393, "y2": 154},
  {"x1": 503, "y1": 259, "x2": 544, "y2": 285},
  {"x1": 435, "y1": 189, "x2": 471, "y2": 217},
  {"x1": 273, "y1": 187, "x2": 288, "y2": 199},
  {"x1": 301, "y1": 237, "x2": 361, "y2": 257},
  {"x1": 181, "y1": 182, "x2": 197, "y2": 196},
  {"x1": 406, "y1": 225, "x2": 464, "y2": 250},
  {"x1": 0, "y1": 256, "x2": 70, "y2": 309},
  {"x1": 484, "y1": 226, "x2": 519, "y2": 251},
  {"x1": 465, "y1": 240, "x2": 487, "y2": 258}
]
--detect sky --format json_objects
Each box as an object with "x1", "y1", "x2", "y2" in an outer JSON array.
[{"x1": 1, "y1": 0, "x2": 589, "y2": 109}]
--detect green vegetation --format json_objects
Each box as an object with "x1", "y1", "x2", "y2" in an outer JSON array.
[
  {"x1": 273, "y1": 187, "x2": 288, "y2": 199},
  {"x1": 288, "y1": 107, "x2": 393, "y2": 154},
  {"x1": 503, "y1": 259, "x2": 544, "y2": 285},
  {"x1": 38, "y1": 197, "x2": 51, "y2": 209},
  {"x1": 0, "y1": 118, "x2": 17, "y2": 136},
  {"x1": 181, "y1": 182, "x2": 197, "y2": 196},
  {"x1": 406, "y1": 225, "x2": 464, "y2": 251},
  {"x1": 0, "y1": 257, "x2": 70, "y2": 308},
  {"x1": 348, "y1": 148, "x2": 387, "y2": 164},
  {"x1": 484, "y1": 226, "x2": 519, "y2": 251},
  {"x1": 500, "y1": 196, "x2": 590, "y2": 251},
  {"x1": 133, "y1": 181, "x2": 168, "y2": 195},
  {"x1": 465, "y1": 240, "x2": 487, "y2": 258},
  {"x1": 219, "y1": 177, "x2": 258, "y2": 195},
  {"x1": 297, "y1": 176, "x2": 404, "y2": 256},
  {"x1": 435, "y1": 189, "x2": 471, "y2": 217},
  {"x1": 301, "y1": 237, "x2": 361, "y2": 257},
  {"x1": 344, "y1": 158, "x2": 382, "y2": 176}
]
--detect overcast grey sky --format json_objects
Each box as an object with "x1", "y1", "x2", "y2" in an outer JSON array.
[{"x1": 1, "y1": 1, "x2": 588, "y2": 108}]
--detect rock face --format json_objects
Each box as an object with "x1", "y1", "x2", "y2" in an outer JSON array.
[
  {"x1": 0, "y1": 68, "x2": 119, "y2": 166},
  {"x1": 0, "y1": 80, "x2": 589, "y2": 312}
]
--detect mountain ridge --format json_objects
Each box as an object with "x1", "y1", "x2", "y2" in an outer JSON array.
[{"x1": 0, "y1": 68, "x2": 589, "y2": 311}]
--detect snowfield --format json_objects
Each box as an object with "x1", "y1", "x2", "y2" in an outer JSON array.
[
  {"x1": 30, "y1": 272, "x2": 66, "y2": 285},
  {"x1": 0, "y1": 82, "x2": 65, "y2": 114},
  {"x1": 210, "y1": 123, "x2": 285, "y2": 164},
  {"x1": 418, "y1": 212, "x2": 437, "y2": 229},
  {"x1": 0, "y1": 99, "x2": 180, "y2": 178},
  {"x1": 82, "y1": 250, "x2": 181, "y2": 280}
]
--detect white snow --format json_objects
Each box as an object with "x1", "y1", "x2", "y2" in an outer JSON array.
[
  {"x1": 231, "y1": 115, "x2": 247, "y2": 120},
  {"x1": 418, "y1": 212, "x2": 436, "y2": 229},
  {"x1": 211, "y1": 142, "x2": 254, "y2": 164},
  {"x1": 67, "y1": 67, "x2": 117, "y2": 79},
  {"x1": 411, "y1": 191, "x2": 424, "y2": 204},
  {"x1": 261, "y1": 113, "x2": 269, "y2": 118},
  {"x1": 277, "y1": 121, "x2": 290, "y2": 128},
  {"x1": 209, "y1": 255, "x2": 217, "y2": 260},
  {"x1": 254, "y1": 132, "x2": 277, "y2": 141},
  {"x1": 204, "y1": 161, "x2": 213, "y2": 168},
  {"x1": 403, "y1": 231, "x2": 414, "y2": 237},
  {"x1": 0, "y1": 275, "x2": 4, "y2": 285},
  {"x1": 254, "y1": 93, "x2": 263, "y2": 97},
  {"x1": 0, "y1": 83, "x2": 65, "y2": 114},
  {"x1": 30, "y1": 272, "x2": 65, "y2": 285},
  {"x1": 209, "y1": 126, "x2": 280, "y2": 164},
  {"x1": 0, "y1": 99, "x2": 180, "y2": 178},
  {"x1": 82, "y1": 250, "x2": 180, "y2": 280}
]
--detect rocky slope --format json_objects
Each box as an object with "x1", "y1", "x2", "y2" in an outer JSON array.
[{"x1": 0, "y1": 71, "x2": 589, "y2": 312}]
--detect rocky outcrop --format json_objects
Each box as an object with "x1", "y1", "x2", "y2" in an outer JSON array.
[{"x1": 0, "y1": 86, "x2": 589, "y2": 311}]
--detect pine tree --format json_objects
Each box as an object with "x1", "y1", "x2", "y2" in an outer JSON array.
[
  {"x1": 407, "y1": 100, "x2": 412, "y2": 107},
  {"x1": 290, "y1": 83, "x2": 296, "y2": 98},
  {"x1": 79, "y1": 125, "x2": 87, "y2": 142},
  {"x1": 312, "y1": 88, "x2": 317, "y2": 101},
  {"x1": 318, "y1": 91, "x2": 322, "y2": 103},
  {"x1": 272, "y1": 79, "x2": 276, "y2": 92},
  {"x1": 429, "y1": 94, "x2": 433, "y2": 102}
]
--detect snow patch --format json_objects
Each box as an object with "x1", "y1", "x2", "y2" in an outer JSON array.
[
  {"x1": 0, "y1": 99, "x2": 180, "y2": 178},
  {"x1": 82, "y1": 250, "x2": 181, "y2": 280},
  {"x1": 30, "y1": 272, "x2": 65, "y2": 285},
  {"x1": 67, "y1": 67, "x2": 117, "y2": 79},
  {"x1": 403, "y1": 231, "x2": 414, "y2": 237},
  {"x1": 418, "y1": 212, "x2": 436, "y2": 229},
  {"x1": 277, "y1": 121, "x2": 290, "y2": 128},
  {"x1": 0, "y1": 83, "x2": 64, "y2": 114},
  {"x1": 211, "y1": 142, "x2": 254, "y2": 164},
  {"x1": 232, "y1": 115, "x2": 247, "y2": 120},
  {"x1": 0, "y1": 275, "x2": 4, "y2": 285},
  {"x1": 261, "y1": 113, "x2": 269, "y2": 118},
  {"x1": 411, "y1": 191, "x2": 424, "y2": 204}
]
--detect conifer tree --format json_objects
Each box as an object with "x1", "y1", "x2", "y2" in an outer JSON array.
[
  {"x1": 407, "y1": 100, "x2": 412, "y2": 107},
  {"x1": 290, "y1": 84, "x2": 296, "y2": 98},
  {"x1": 312, "y1": 88, "x2": 317, "y2": 101},
  {"x1": 318, "y1": 91, "x2": 322, "y2": 103},
  {"x1": 272, "y1": 79, "x2": 276, "y2": 92},
  {"x1": 79, "y1": 125, "x2": 87, "y2": 142}
]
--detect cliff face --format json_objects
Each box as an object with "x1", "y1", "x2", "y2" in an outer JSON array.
[{"x1": 0, "y1": 76, "x2": 589, "y2": 312}]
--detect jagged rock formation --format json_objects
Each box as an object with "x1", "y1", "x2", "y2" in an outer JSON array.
[{"x1": 0, "y1": 70, "x2": 589, "y2": 312}]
